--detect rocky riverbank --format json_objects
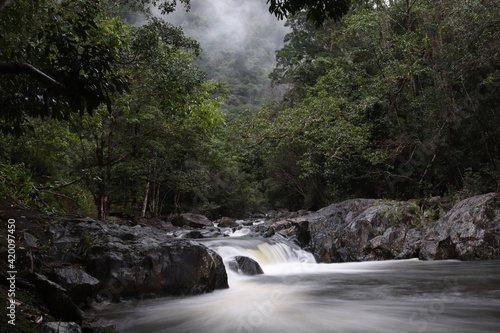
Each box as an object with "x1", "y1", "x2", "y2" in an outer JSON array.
[
  {"x1": 0, "y1": 192, "x2": 498, "y2": 332},
  {"x1": 0, "y1": 212, "x2": 228, "y2": 332},
  {"x1": 262, "y1": 193, "x2": 500, "y2": 263}
]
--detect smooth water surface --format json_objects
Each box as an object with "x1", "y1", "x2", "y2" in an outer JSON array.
[{"x1": 91, "y1": 238, "x2": 500, "y2": 333}]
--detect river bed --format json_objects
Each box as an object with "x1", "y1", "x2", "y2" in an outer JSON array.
[{"x1": 90, "y1": 237, "x2": 500, "y2": 333}]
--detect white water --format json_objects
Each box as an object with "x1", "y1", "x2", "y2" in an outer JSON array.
[{"x1": 91, "y1": 236, "x2": 500, "y2": 333}]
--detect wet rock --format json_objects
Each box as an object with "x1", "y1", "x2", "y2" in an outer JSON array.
[
  {"x1": 419, "y1": 193, "x2": 500, "y2": 260},
  {"x1": 301, "y1": 193, "x2": 499, "y2": 263},
  {"x1": 186, "y1": 230, "x2": 204, "y2": 239},
  {"x1": 41, "y1": 322, "x2": 82, "y2": 333},
  {"x1": 228, "y1": 256, "x2": 264, "y2": 275},
  {"x1": 306, "y1": 199, "x2": 408, "y2": 262},
  {"x1": 396, "y1": 228, "x2": 423, "y2": 259},
  {"x1": 50, "y1": 267, "x2": 100, "y2": 307},
  {"x1": 267, "y1": 219, "x2": 311, "y2": 248},
  {"x1": 27, "y1": 273, "x2": 81, "y2": 323},
  {"x1": 47, "y1": 219, "x2": 228, "y2": 303},
  {"x1": 248, "y1": 224, "x2": 271, "y2": 237},
  {"x1": 173, "y1": 227, "x2": 225, "y2": 239},
  {"x1": 217, "y1": 217, "x2": 237, "y2": 228},
  {"x1": 171, "y1": 213, "x2": 213, "y2": 228},
  {"x1": 198, "y1": 227, "x2": 226, "y2": 238}
]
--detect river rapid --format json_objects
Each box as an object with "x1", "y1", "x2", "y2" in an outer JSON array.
[{"x1": 91, "y1": 236, "x2": 500, "y2": 333}]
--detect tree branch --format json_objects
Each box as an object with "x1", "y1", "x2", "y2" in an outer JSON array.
[
  {"x1": 35, "y1": 177, "x2": 82, "y2": 190},
  {"x1": 0, "y1": 62, "x2": 65, "y2": 88}
]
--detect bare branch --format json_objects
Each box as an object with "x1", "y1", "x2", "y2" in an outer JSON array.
[{"x1": 0, "y1": 62, "x2": 65, "y2": 88}]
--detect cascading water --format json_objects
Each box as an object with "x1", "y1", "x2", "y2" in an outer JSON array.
[
  {"x1": 201, "y1": 237, "x2": 316, "y2": 268},
  {"x1": 91, "y1": 230, "x2": 500, "y2": 333}
]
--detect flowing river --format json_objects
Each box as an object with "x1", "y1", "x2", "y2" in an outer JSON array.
[{"x1": 91, "y1": 236, "x2": 500, "y2": 333}]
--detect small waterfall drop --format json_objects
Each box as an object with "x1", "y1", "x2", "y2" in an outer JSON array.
[{"x1": 200, "y1": 237, "x2": 316, "y2": 277}]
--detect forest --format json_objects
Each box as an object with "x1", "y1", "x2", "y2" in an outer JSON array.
[{"x1": 1, "y1": 0, "x2": 499, "y2": 221}]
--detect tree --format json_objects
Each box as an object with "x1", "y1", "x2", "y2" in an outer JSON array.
[
  {"x1": 267, "y1": 0, "x2": 351, "y2": 26},
  {"x1": 0, "y1": 0, "x2": 234, "y2": 219},
  {"x1": 69, "y1": 16, "x2": 225, "y2": 220},
  {"x1": 244, "y1": 0, "x2": 499, "y2": 209},
  {"x1": 0, "y1": 0, "x2": 129, "y2": 134}
]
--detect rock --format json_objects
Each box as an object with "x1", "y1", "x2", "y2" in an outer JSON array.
[
  {"x1": 41, "y1": 322, "x2": 82, "y2": 333},
  {"x1": 171, "y1": 213, "x2": 213, "y2": 228},
  {"x1": 419, "y1": 193, "x2": 500, "y2": 260},
  {"x1": 364, "y1": 226, "x2": 408, "y2": 260},
  {"x1": 263, "y1": 194, "x2": 498, "y2": 263},
  {"x1": 396, "y1": 228, "x2": 423, "y2": 259},
  {"x1": 50, "y1": 267, "x2": 100, "y2": 307},
  {"x1": 304, "y1": 194, "x2": 500, "y2": 262},
  {"x1": 267, "y1": 218, "x2": 311, "y2": 248},
  {"x1": 229, "y1": 256, "x2": 264, "y2": 275},
  {"x1": 306, "y1": 199, "x2": 408, "y2": 262},
  {"x1": 218, "y1": 217, "x2": 237, "y2": 227},
  {"x1": 186, "y1": 230, "x2": 204, "y2": 239},
  {"x1": 27, "y1": 273, "x2": 81, "y2": 323},
  {"x1": 173, "y1": 227, "x2": 224, "y2": 239},
  {"x1": 248, "y1": 224, "x2": 271, "y2": 237},
  {"x1": 47, "y1": 219, "x2": 228, "y2": 303},
  {"x1": 381, "y1": 226, "x2": 407, "y2": 256}
]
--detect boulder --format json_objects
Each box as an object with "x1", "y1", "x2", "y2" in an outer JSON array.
[
  {"x1": 396, "y1": 228, "x2": 423, "y2": 259},
  {"x1": 47, "y1": 219, "x2": 228, "y2": 303},
  {"x1": 27, "y1": 273, "x2": 81, "y2": 323},
  {"x1": 228, "y1": 256, "x2": 264, "y2": 275},
  {"x1": 186, "y1": 230, "x2": 204, "y2": 239},
  {"x1": 173, "y1": 227, "x2": 225, "y2": 239},
  {"x1": 266, "y1": 218, "x2": 311, "y2": 248},
  {"x1": 171, "y1": 213, "x2": 213, "y2": 228},
  {"x1": 300, "y1": 193, "x2": 499, "y2": 263},
  {"x1": 419, "y1": 193, "x2": 500, "y2": 260},
  {"x1": 218, "y1": 217, "x2": 237, "y2": 228},
  {"x1": 306, "y1": 199, "x2": 411, "y2": 262},
  {"x1": 50, "y1": 267, "x2": 100, "y2": 307},
  {"x1": 365, "y1": 225, "x2": 408, "y2": 260}
]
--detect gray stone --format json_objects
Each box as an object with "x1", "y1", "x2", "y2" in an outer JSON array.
[
  {"x1": 28, "y1": 273, "x2": 81, "y2": 323},
  {"x1": 41, "y1": 322, "x2": 82, "y2": 333},
  {"x1": 306, "y1": 199, "x2": 407, "y2": 262},
  {"x1": 51, "y1": 267, "x2": 100, "y2": 306},
  {"x1": 47, "y1": 219, "x2": 228, "y2": 303},
  {"x1": 419, "y1": 193, "x2": 500, "y2": 260},
  {"x1": 218, "y1": 217, "x2": 237, "y2": 227},
  {"x1": 228, "y1": 256, "x2": 264, "y2": 275},
  {"x1": 171, "y1": 213, "x2": 213, "y2": 228}
]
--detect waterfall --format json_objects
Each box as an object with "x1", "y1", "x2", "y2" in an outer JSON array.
[{"x1": 200, "y1": 237, "x2": 316, "y2": 276}]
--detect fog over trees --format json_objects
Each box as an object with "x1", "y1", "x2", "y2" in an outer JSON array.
[{"x1": 160, "y1": 0, "x2": 291, "y2": 117}]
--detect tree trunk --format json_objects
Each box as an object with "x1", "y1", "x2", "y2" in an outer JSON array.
[
  {"x1": 97, "y1": 194, "x2": 108, "y2": 220},
  {"x1": 141, "y1": 181, "x2": 150, "y2": 218}
]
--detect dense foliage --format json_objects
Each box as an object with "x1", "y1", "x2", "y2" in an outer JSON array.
[
  {"x1": 267, "y1": 0, "x2": 351, "y2": 26},
  {"x1": 1, "y1": 0, "x2": 498, "y2": 218},
  {"x1": 0, "y1": 0, "x2": 259, "y2": 219},
  {"x1": 240, "y1": 0, "x2": 499, "y2": 209}
]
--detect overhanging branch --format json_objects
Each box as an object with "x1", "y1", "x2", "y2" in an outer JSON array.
[{"x1": 0, "y1": 62, "x2": 65, "y2": 88}]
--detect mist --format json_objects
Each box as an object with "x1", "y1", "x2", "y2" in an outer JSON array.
[
  {"x1": 160, "y1": 0, "x2": 290, "y2": 54},
  {"x1": 154, "y1": 0, "x2": 291, "y2": 115}
]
